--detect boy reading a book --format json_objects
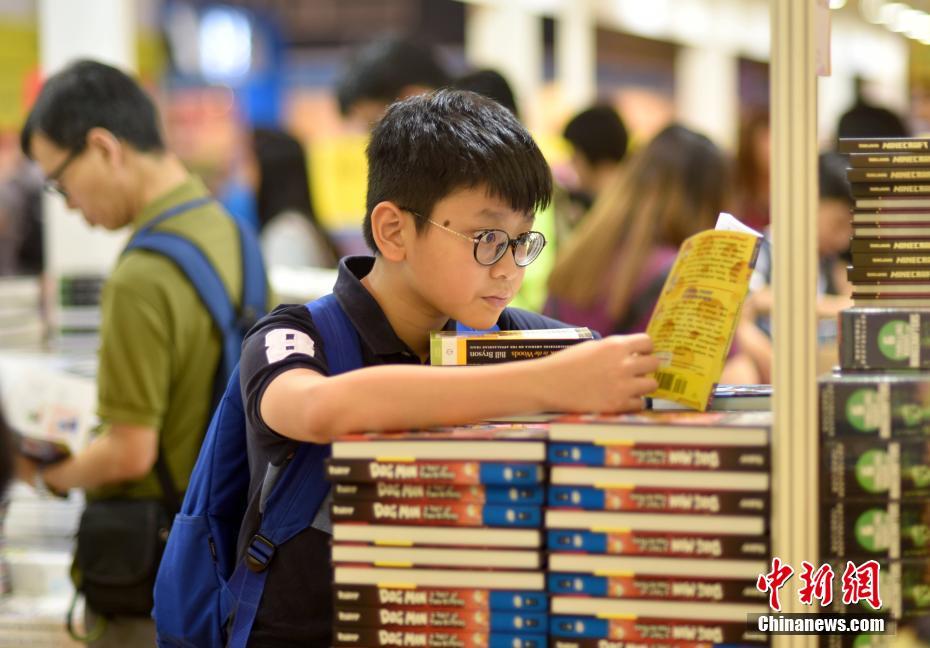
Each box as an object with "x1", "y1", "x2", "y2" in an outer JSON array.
[{"x1": 236, "y1": 89, "x2": 659, "y2": 645}]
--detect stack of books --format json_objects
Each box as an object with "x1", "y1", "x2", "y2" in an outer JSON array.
[
  {"x1": 53, "y1": 273, "x2": 104, "y2": 354},
  {"x1": 816, "y1": 138, "x2": 930, "y2": 629},
  {"x1": 0, "y1": 277, "x2": 44, "y2": 350},
  {"x1": 542, "y1": 411, "x2": 772, "y2": 646},
  {"x1": 839, "y1": 137, "x2": 930, "y2": 309},
  {"x1": 325, "y1": 424, "x2": 550, "y2": 648},
  {"x1": 819, "y1": 372, "x2": 930, "y2": 624}
]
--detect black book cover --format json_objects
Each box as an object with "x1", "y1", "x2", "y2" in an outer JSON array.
[
  {"x1": 848, "y1": 267, "x2": 930, "y2": 283},
  {"x1": 851, "y1": 239, "x2": 930, "y2": 253},
  {"x1": 821, "y1": 501, "x2": 930, "y2": 560},
  {"x1": 839, "y1": 138, "x2": 930, "y2": 154},
  {"x1": 852, "y1": 182, "x2": 930, "y2": 198},
  {"x1": 850, "y1": 153, "x2": 930, "y2": 167},
  {"x1": 851, "y1": 252, "x2": 930, "y2": 266},
  {"x1": 819, "y1": 374, "x2": 930, "y2": 438},
  {"x1": 839, "y1": 308, "x2": 930, "y2": 371},
  {"x1": 849, "y1": 168, "x2": 930, "y2": 183},
  {"x1": 822, "y1": 438, "x2": 930, "y2": 500}
]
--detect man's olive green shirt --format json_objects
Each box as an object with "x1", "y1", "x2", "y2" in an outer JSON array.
[{"x1": 93, "y1": 176, "x2": 250, "y2": 500}]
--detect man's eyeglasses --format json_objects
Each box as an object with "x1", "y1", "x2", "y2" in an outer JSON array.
[
  {"x1": 42, "y1": 147, "x2": 84, "y2": 199},
  {"x1": 402, "y1": 208, "x2": 546, "y2": 267}
]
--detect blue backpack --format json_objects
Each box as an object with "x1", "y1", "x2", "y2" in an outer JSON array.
[
  {"x1": 151, "y1": 290, "x2": 568, "y2": 646},
  {"x1": 153, "y1": 294, "x2": 364, "y2": 648},
  {"x1": 124, "y1": 197, "x2": 268, "y2": 397}
]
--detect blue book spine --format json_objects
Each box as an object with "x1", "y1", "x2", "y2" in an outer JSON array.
[
  {"x1": 547, "y1": 573, "x2": 608, "y2": 596},
  {"x1": 488, "y1": 591, "x2": 549, "y2": 612},
  {"x1": 550, "y1": 616, "x2": 609, "y2": 638},
  {"x1": 482, "y1": 505, "x2": 542, "y2": 527},
  {"x1": 548, "y1": 486, "x2": 606, "y2": 508},
  {"x1": 479, "y1": 463, "x2": 544, "y2": 485},
  {"x1": 490, "y1": 612, "x2": 549, "y2": 633},
  {"x1": 548, "y1": 443, "x2": 606, "y2": 465},
  {"x1": 547, "y1": 530, "x2": 608, "y2": 553},
  {"x1": 488, "y1": 634, "x2": 547, "y2": 648},
  {"x1": 486, "y1": 485, "x2": 546, "y2": 505}
]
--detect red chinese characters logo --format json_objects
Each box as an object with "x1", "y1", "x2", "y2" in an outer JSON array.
[
  {"x1": 756, "y1": 557, "x2": 794, "y2": 611},
  {"x1": 756, "y1": 558, "x2": 881, "y2": 610},
  {"x1": 841, "y1": 560, "x2": 882, "y2": 610},
  {"x1": 798, "y1": 561, "x2": 835, "y2": 606}
]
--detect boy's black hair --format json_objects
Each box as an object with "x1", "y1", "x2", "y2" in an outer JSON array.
[
  {"x1": 452, "y1": 69, "x2": 519, "y2": 119},
  {"x1": 819, "y1": 151, "x2": 853, "y2": 205},
  {"x1": 563, "y1": 105, "x2": 629, "y2": 165},
  {"x1": 336, "y1": 38, "x2": 450, "y2": 117},
  {"x1": 363, "y1": 89, "x2": 552, "y2": 253},
  {"x1": 21, "y1": 59, "x2": 164, "y2": 157}
]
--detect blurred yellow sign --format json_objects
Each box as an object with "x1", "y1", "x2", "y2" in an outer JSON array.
[{"x1": 309, "y1": 134, "x2": 369, "y2": 229}]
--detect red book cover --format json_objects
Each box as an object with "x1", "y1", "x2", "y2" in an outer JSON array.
[
  {"x1": 548, "y1": 485, "x2": 769, "y2": 515},
  {"x1": 332, "y1": 482, "x2": 542, "y2": 505},
  {"x1": 326, "y1": 459, "x2": 544, "y2": 486},
  {"x1": 333, "y1": 586, "x2": 545, "y2": 612},
  {"x1": 331, "y1": 501, "x2": 541, "y2": 527},
  {"x1": 333, "y1": 627, "x2": 543, "y2": 647},
  {"x1": 551, "y1": 617, "x2": 764, "y2": 645},
  {"x1": 334, "y1": 605, "x2": 547, "y2": 632},
  {"x1": 548, "y1": 529, "x2": 768, "y2": 560}
]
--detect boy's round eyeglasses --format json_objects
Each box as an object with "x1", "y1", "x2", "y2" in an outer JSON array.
[
  {"x1": 401, "y1": 208, "x2": 547, "y2": 267},
  {"x1": 42, "y1": 147, "x2": 84, "y2": 199}
]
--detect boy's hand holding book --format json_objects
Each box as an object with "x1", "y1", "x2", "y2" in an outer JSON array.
[{"x1": 535, "y1": 333, "x2": 660, "y2": 413}]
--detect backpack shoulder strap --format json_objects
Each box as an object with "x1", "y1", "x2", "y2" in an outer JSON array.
[
  {"x1": 125, "y1": 232, "x2": 241, "y2": 381},
  {"x1": 125, "y1": 217, "x2": 267, "y2": 387},
  {"x1": 226, "y1": 293, "x2": 362, "y2": 648},
  {"x1": 306, "y1": 293, "x2": 363, "y2": 374}
]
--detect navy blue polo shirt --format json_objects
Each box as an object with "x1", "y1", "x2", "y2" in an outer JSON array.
[{"x1": 237, "y1": 255, "x2": 576, "y2": 646}]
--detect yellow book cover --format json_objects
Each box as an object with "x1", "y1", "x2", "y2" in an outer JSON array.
[{"x1": 645, "y1": 217, "x2": 762, "y2": 411}]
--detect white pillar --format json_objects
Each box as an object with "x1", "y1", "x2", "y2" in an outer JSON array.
[
  {"x1": 674, "y1": 44, "x2": 739, "y2": 150},
  {"x1": 465, "y1": 3, "x2": 542, "y2": 126},
  {"x1": 770, "y1": 0, "x2": 819, "y2": 635},
  {"x1": 556, "y1": 0, "x2": 596, "y2": 113},
  {"x1": 37, "y1": 0, "x2": 136, "y2": 277}
]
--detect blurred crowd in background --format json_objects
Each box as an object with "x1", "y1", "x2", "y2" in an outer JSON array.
[{"x1": 1, "y1": 0, "x2": 930, "y2": 386}]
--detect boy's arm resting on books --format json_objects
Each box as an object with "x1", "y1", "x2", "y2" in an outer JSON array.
[{"x1": 260, "y1": 334, "x2": 660, "y2": 443}]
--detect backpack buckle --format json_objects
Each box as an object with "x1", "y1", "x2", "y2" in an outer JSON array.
[{"x1": 245, "y1": 534, "x2": 275, "y2": 572}]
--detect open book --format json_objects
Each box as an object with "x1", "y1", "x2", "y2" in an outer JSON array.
[
  {"x1": 0, "y1": 358, "x2": 97, "y2": 465},
  {"x1": 645, "y1": 213, "x2": 763, "y2": 411}
]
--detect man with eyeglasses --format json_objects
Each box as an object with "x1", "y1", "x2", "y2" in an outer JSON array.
[
  {"x1": 16, "y1": 60, "x2": 268, "y2": 646},
  {"x1": 226, "y1": 89, "x2": 659, "y2": 645}
]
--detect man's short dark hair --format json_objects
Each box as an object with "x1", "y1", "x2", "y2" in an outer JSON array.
[
  {"x1": 563, "y1": 105, "x2": 629, "y2": 165},
  {"x1": 336, "y1": 38, "x2": 450, "y2": 116},
  {"x1": 363, "y1": 89, "x2": 552, "y2": 253},
  {"x1": 21, "y1": 59, "x2": 164, "y2": 157},
  {"x1": 819, "y1": 151, "x2": 853, "y2": 206}
]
